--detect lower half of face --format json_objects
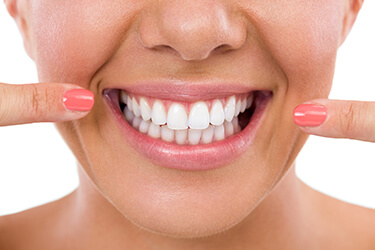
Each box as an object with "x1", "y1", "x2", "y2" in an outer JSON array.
[{"x1": 31, "y1": 0, "x2": 344, "y2": 238}]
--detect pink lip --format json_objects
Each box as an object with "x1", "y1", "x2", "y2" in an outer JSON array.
[
  {"x1": 105, "y1": 80, "x2": 267, "y2": 102},
  {"x1": 103, "y1": 87, "x2": 272, "y2": 171}
]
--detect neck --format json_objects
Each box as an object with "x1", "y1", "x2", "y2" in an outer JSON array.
[{"x1": 68, "y1": 163, "x2": 311, "y2": 249}]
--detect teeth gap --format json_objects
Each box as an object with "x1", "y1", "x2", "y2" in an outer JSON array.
[
  {"x1": 118, "y1": 91, "x2": 259, "y2": 145},
  {"x1": 238, "y1": 99, "x2": 257, "y2": 130},
  {"x1": 120, "y1": 102, "x2": 126, "y2": 112}
]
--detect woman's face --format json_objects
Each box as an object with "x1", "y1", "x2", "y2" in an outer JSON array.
[{"x1": 26, "y1": 0, "x2": 346, "y2": 237}]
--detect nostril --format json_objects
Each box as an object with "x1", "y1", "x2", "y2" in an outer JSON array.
[
  {"x1": 168, "y1": 44, "x2": 232, "y2": 61},
  {"x1": 138, "y1": 2, "x2": 247, "y2": 62},
  {"x1": 214, "y1": 44, "x2": 226, "y2": 51},
  {"x1": 150, "y1": 44, "x2": 196, "y2": 60},
  {"x1": 213, "y1": 44, "x2": 233, "y2": 54},
  {"x1": 151, "y1": 44, "x2": 172, "y2": 52}
]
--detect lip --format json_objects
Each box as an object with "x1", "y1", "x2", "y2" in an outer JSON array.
[
  {"x1": 102, "y1": 86, "x2": 272, "y2": 171},
  {"x1": 105, "y1": 80, "x2": 268, "y2": 102}
]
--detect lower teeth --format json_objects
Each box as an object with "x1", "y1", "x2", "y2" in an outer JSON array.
[{"x1": 122, "y1": 106, "x2": 249, "y2": 145}]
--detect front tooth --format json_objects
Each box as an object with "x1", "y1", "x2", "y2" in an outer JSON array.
[
  {"x1": 240, "y1": 98, "x2": 247, "y2": 113},
  {"x1": 246, "y1": 94, "x2": 254, "y2": 109},
  {"x1": 148, "y1": 123, "x2": 161, "y2": 139},
  {"x1": 188, "y1": 129, "x2": 202, "y2": 145},
  {"x1": 140, "y1": 97, "x2": 151, "y2": 121},
  {"x1": 235, "y1": 98, "x2": 241, "y2": 116},
  {"x1": 224, "y1": 95, "x2": 236, "y2": 122},
  {"x1": 124, "y1": 107, "x2": 135, "y2": 122},
  {"x1": 214, "y1": 125, "x2": 225, "y2": 141},
  {"x1": 161, "y1": 125, "x2": 174, "y2": 142},
  {"x1": 167, "y1": 103, "x2": 188, "y2": 130},
  {"x1": 210, "y1": 99, "x2": 225, "y2": 126},
  {"x1": 201, "y1": 126, "x2": 214, "y2": 144},
  {"x1": 151, "y1": 100, "x2": 167, "y2": 125},
  {"x1": 175, "y1": 129, "x2": 188, "y2": 145},
  {"x1": 188, "y1": 101, "x2": 210, "y2": 129},
  {"x1": 120, "y1": 91, "x2": 128, "y2": 104},
  {"x1": 132, "y1": 98, "x2": 141, "y2": 117},
  {"x1": 139, "y1": 120, "x2": 151, "y2": 133},
  {"x1": 132, "y1": 116, "x2": 142, "y2": 129},
  {"x1": 224, "y1": 121, "x2": 234, "y2": 136}
]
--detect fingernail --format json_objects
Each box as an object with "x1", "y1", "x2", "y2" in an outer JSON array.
[
  {"x1": 293, "y1": 104, "x2": 327, "y2": 127},
  {"x1": 63, "y1": 89, "x2": 95, "y2": 112}
]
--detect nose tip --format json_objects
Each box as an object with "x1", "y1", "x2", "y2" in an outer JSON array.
[{"x1": 139, "y1": 1, "x2": 246, "y2": 61}]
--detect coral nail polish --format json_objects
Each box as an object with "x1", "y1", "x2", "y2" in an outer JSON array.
[
  {"x1": 293, "y1": 104, "x2": 327, "y2": 127},
  {"x1": 63, "y1": 89, "x2": 95, "y2": 112}
]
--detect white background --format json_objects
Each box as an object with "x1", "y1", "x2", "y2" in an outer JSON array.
[{"x1": 0, "y1": 2, "x2": 374, "y2": 216}]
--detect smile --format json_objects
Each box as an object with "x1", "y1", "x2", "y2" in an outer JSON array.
[
  {"x1": 120, "y1": 91, "x2": 254, "y2": 144},
  {"x1": 103, "y1": 83, "x2": 272, "y2": 171}
]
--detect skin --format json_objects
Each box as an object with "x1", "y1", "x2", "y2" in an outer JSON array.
[{"x1": 1, "y1": 0, "x2": 375, "y2": 249}]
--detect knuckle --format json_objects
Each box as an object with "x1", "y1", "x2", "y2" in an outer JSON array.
[
  {"x1": 0, "y1": 83, "x2": 60, "y2": 124},
  {"x1": 24, "y1": 85, "x2": 57, "y2": 119},
  {"x1": 28, "y1": 85, "x2": 42, "y2": 118},
  {"x1": 32, "y1": 85, "x2": 40, "y2": 115},
  {"x1": 339, "y1": 102, "x2": 364, "y2": 137}
]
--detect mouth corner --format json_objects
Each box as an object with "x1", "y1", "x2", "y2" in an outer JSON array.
[{"x1": 103, "y1": 88, "x2": 120, "y2": 101}]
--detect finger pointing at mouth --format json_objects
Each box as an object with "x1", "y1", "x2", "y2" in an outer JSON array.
[
  {"x1": 0, "y1": 82, "x2": 95, "y2": 126},
  {"x1": 293, "y1": 99, "x2": 375, "y2": 143}
]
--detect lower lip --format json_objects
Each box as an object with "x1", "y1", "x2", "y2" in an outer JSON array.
[{"x1": 103, "y1": 91, "x2": 272, "y2": 171}]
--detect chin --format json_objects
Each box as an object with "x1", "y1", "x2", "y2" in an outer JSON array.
[
  {"x1": 91, "y1": 151, "x2": 281, "y2": 239},
  {"x1": 113, "y1": 179, "x2": 264, "y2": 239}
]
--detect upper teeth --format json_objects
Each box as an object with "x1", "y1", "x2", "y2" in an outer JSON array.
[{"x1": 120, "y1": 90, "x2": 253, "y2": 130}]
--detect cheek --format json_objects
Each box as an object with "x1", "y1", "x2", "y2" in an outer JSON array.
[
  {"x1": 237, "y1": 1, "x2": 345, "y2": 183},
  {"x1": 31, "y1": 0, "x2": 141, "y2": 86},
  {"x1": 247, "y1": 0, "x2": 344, "y2": 97}
]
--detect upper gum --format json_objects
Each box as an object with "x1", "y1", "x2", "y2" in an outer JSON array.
[{"x1": 125, "y1": 92, "x2": 251, "y2": 112}]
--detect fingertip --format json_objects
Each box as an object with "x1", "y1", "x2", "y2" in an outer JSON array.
[
  {"x1": 293, "y1": 103, "x2": 327, "y2": 127},
  {"x1": 63, "y1": 89, "x2": 95, "y2": 112}
]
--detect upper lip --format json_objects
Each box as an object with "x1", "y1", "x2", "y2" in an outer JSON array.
[{"x1": 102, "y1": 79, "x2": 274, "y2": 102}]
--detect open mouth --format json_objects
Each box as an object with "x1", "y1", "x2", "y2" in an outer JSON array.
[
  {"x1": 103, "y1": 87, "x2": 272, "y2": 170},
  {"x1": 118, "y1": 90, "x2": 257, "y2": 145}
]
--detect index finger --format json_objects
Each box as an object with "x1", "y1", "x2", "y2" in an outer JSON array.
[
  {"x1": 293, "y1": 99, "x2": 375, "y2": 142},
  {"x1": 0, "y1": 82, "x2": 94, "y2": 126}
]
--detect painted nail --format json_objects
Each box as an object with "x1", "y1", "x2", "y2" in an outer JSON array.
[
  {"x1": 293, "y1": 104, "x2": 327, "y2": 127},
  {"x1": 63, "y1": 89, "x2": 95, "y2": 112}
]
